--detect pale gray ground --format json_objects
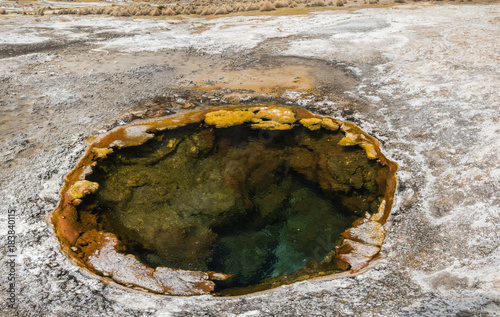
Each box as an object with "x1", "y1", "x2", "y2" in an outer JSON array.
[{"x1": 0, "y1": 3, "x2": 499, "y2": 316}]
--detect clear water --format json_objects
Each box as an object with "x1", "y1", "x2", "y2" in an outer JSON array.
[{"x1": 86, "y1": 123, "x2": 383, "y2": 290}]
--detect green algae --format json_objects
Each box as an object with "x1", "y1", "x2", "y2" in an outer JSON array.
[{"x1": 84, "y1": 122, "x2": 386, "y2": 291}]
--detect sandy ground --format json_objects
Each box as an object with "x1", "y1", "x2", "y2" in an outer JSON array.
[{"x1": 0, "y1": 2, "x2": 499, "y2": 316}]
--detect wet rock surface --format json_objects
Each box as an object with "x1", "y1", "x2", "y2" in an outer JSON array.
[{"x1": 0, "y1": 3, "x2": 499, "y2": 316}]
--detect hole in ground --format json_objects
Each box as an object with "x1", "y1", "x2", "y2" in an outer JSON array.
[{"x1": 52, "y1": 105, "x2": 398, "y2": 296}]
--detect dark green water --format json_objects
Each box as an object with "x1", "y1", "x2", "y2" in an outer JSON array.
[{"x1": 86, "y1": 123, "x2": 382, "y2": 289}]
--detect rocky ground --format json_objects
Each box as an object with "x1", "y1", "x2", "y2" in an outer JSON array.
[{"x1": 0, "y1": 2, "x2": 499, "y2": 316}]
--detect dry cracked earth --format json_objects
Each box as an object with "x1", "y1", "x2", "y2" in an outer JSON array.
[{"x1": 0, "y1": 2, "x2": 499, "y2": 316}]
